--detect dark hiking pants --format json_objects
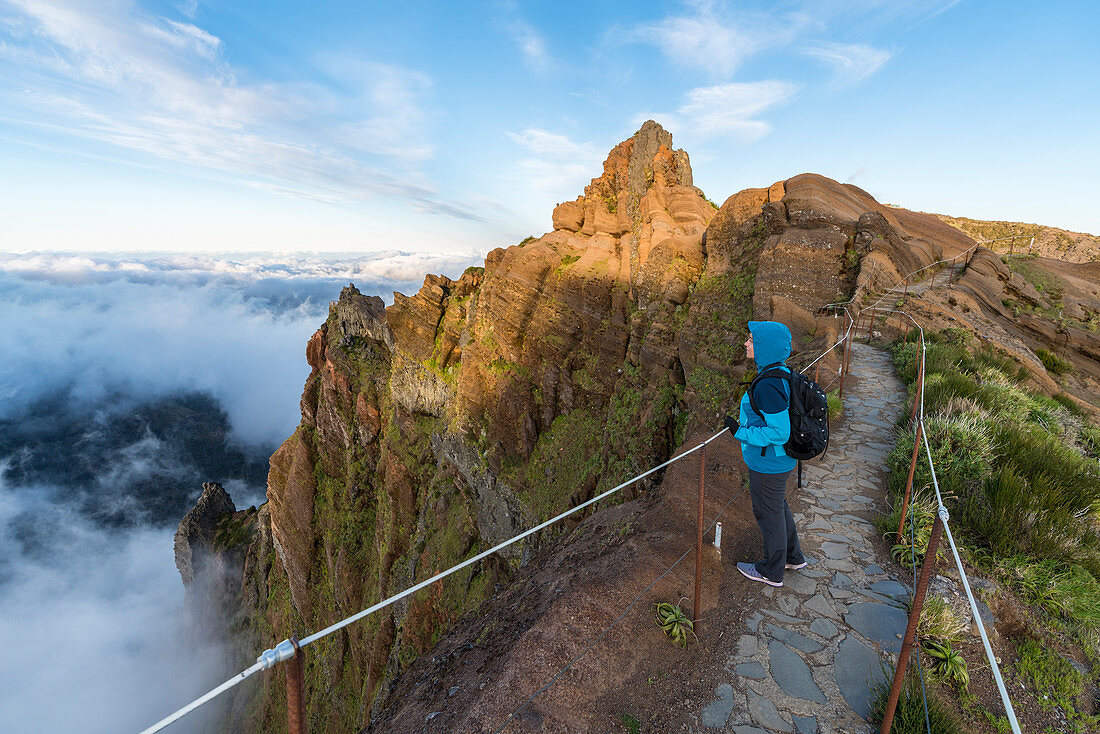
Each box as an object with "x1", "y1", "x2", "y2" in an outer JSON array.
[{"x1": 747, "y1": 467, "x2": 804, "y2": 583}]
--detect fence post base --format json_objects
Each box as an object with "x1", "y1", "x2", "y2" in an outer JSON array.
[
  {"x1": 286, "y1": 637, "x2": 305, "y2": 734},
  {"x1": 693, "y1": 446, "x2": 706, "y2": 630},
  {"x1": 880, "y1": 517, "x2": 944, "y2": 734}
]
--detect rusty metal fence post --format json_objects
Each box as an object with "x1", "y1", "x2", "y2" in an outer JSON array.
[
  {"x1": 286, "y1": 637, "x2": 305, "y2": 734},
  {"x1": 897, "y1": 352, "x2": 924, "y2": 543},
  {"x1": 838, "y1": 332, "x2": 851, "y2": 400},
  {"x1": 910, "y1": 351, "x2": 924, "y2": 425},
  {"x1": 880, "y1": 516, "x2": 944, "y2": 734},
  {"x1": 895, "y1": 422, "x2": 923, "y2": 545},
  {"x1": 693, "y1": 445, "x2": 706, "y2": 627}
]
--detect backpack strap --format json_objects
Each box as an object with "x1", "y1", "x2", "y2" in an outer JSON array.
[{"x1": 747, "y1": 362, "x2": 791, "y2": 420}]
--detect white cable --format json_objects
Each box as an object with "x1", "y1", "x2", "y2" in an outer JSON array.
[
  {"x1": 138, "y1": 662, "x2": 264, "y2": 734},
  {"x1": 940, "y1": 519, "x2": 1023, "y2": 734},
  {"x1": 299, "y1": 427, "x2": 728, "y2": 647},
  {"x1": 136, "y1": 428, "x2": 731, "y2": 733},
  {"x1": 801, "y1": 306, "x2": 854, "y2": 373},
  {"x1": 903, "y1": 317, "x2": 1021, "y2": 734}
]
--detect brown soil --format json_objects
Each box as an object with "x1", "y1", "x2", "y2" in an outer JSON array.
[{"x1": 364, "y1": 426, "x2": 762, "y2": 733}]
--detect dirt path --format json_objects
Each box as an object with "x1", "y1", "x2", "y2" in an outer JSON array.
[{"x1": 598, "y1": 342, "x2": 911, "y2": 733}]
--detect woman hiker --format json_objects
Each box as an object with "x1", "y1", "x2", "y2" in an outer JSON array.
[{"x1": 723, "y1": 320, "x2": 807, "y2": 587}]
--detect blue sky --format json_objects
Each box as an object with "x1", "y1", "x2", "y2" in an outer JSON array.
[{"x1": 0, "y1": 0, "x2": 1097, "y2": 254}]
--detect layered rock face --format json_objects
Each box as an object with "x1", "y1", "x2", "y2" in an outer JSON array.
[{"x1": 181, "y1": 122, "x2": 992, "y2": 732}]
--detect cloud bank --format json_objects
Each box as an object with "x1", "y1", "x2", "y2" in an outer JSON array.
[
  {"x1": 0, "y1": 472, "x2": 224, "y2": 733},
  {"x1": 0, "y1": 250, "x2": 483, "y2": 447}
]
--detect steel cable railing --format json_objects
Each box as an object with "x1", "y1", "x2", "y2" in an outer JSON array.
[
  {"x1": 138, "y1": 429, "x2": 728, "y2": 733},
  {"x1": 867, "y1": 308, "x2": 1022, "y2": 734},
  {"x1": 138, "y1": 308, "x2": 855, "y2": 733},
  {"x1": 864, "y1": 233, "x2": 1034, "y2": 315}
]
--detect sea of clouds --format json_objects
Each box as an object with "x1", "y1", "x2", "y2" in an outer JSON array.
[{"x1": 0, "y1": 249, "x2": 482, "y2": 732}]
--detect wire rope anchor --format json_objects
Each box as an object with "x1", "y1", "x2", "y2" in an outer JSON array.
[{"x1": 257, "y1": 638, "x2": 297, "y2": 670}]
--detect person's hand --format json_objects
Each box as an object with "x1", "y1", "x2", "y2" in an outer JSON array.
[{"x1": 723, "y1": 414, "x2": 739, "y2": 434}]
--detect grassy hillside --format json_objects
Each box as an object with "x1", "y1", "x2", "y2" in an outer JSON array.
[
  {"x1": 878, "y1": 328, "x2": 1100, "y2": 733},
  {"x1": 936, "y1": 215, "x2": 1099, "y2": 263}
]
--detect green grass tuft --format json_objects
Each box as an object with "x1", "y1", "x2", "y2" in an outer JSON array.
[
  {"x1": 1036, "y1": 348, "x2": 1073, "y2": 374},
  {"x1": 868, "y1": 667, "x2": 968, "y2": 734}
]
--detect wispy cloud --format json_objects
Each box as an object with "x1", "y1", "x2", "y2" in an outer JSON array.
[
  {"x1": 803, "y1": 42, "x2": 893, "y2": 89},
  {"x1": 505, "y1": 128, "x2": 604, "y2": 202},
  {"x1": 0, "y1": 0, "x2": 481, "y2": 220},
  {"x1": 625, "y1": 0, "x2": 809, "y2": 78},
  {"x1": 498, "y1": 2, "x2": 552, "y2": 72},
  {"x1": 645, "y1": 81, "x2": 799, "y2": 141},
  {"x1": 511, "y1": 19, "x2": 551, "y2": 72}
]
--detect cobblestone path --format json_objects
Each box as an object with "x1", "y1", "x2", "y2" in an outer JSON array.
[{"x1": 697, "y1": 343, "x2": 911, "y2": 734}]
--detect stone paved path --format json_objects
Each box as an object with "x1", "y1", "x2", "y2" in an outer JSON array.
[{"x1": 698, "y1": 343, "x2": 911, "y2": 734}]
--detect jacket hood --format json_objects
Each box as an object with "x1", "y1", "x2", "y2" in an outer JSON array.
[{"x1": 748, "y1": 320, "x2": 792, "y2": 369}]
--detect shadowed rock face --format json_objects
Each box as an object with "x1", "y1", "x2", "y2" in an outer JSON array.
[
  {"x1": 178, "y1": 121, "x2": 1045, "y2": 733},
  {"x1": 175, "y1": 482, "x2": 236, "y2": 589}
]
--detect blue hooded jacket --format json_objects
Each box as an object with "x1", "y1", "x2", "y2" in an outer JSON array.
[{"x1": 734, "y1": 321, "x2": 797, "y2": 474}]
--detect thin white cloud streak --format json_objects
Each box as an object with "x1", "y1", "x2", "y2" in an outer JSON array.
[
  {"x1": 0, "y1": 0, "x2": 481, "y2": 220},
  {"x1": 645, "y1": 81, "x2": 799, "y2": 141},
  {"x1": 505, "y1": 128, "x2": 605, "y2": 203},
  {"x1": 803, "y1": 42, "x2": 893, "y2": 89}
]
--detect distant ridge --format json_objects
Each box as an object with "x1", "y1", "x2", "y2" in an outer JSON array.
[{"x1": 934, "y1": 213, "x2": 1099, "y2": 263}]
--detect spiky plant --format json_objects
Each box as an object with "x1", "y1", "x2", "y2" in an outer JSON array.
[
  {"x1": 922, "y1": 640, "x2": 969, "y2": 691},
  {"x1": 654, "y1": 600, "x2": 694, "y2": 649}
]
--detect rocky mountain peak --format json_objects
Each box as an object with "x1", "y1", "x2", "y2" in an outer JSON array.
[{"x1": 552, "y1": 120, "x2": 704, "y2": 239}]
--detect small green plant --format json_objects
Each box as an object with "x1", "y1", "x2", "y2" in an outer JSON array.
[
  {"x1": 654, "y1": 600, "x2": 694, "y2": 648},
  {"x1": 559, "y1": 253, "x2": 580, "y2": 268},
  {"x1": 826, "y1": 389, "x2": 844, "y2": 420},
  {"x1": 1052, "y1": 392, "x2": 1084, "y2": 415},
  {"x1": 518, "y1": 235, "x2": 537, "y2": 246},
  {"x1": 1080, "y1": 425, "x2": 1100, "y2": 457},
  {"x1": 923, "y1": 640, "x2": 969, "y2": 690},
  {"x1": 889, "y1": 494, "x2": 937, "y2": 566},
  {"x1": 1036, "y1": 347, "x2": 1073, "y2": 374},
  {"x1": 618, "y1": 712, "x2": 641, "y2": 733},
  {"x1": 982, "y1": 710, "x2": 1013, "y2": 733}
]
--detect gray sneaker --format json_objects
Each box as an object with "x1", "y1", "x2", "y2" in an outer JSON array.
[
  {"x1": 737, "y1": 561, "x2": 783, "y2": 587},
  {"x1": 785, "y1": 560, "x2": 808, "y2": 570}
]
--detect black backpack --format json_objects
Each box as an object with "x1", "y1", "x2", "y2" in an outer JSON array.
[{"x1": 748, "y1": 362, "x2": 830, "y2": 487}]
